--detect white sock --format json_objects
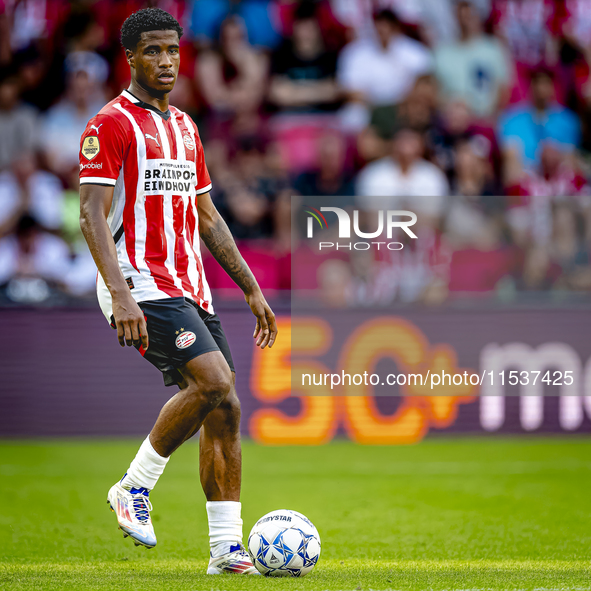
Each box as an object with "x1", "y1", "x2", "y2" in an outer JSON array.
[
  {"x1": 207, "y1": 501, "x2": 243, "y2": 557},
  {"x1": 120, "y1": 436, "x2": 169, "y2": 491}
]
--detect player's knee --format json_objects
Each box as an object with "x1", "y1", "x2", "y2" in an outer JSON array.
[
  {"x1": 217, "y1": 389, "x2": 241, "y2": 427},
  {"x1": 198, "y1": 366, "x2": 232, "y2": 410}
]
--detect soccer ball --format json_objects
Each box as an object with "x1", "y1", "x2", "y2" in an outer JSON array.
[{"x1": 247, "y1": 509, "x2": 321, "y2": 577}]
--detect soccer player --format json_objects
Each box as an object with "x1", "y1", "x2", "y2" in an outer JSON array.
[{"x1": 79, "y1": 8, "x2": 277, "y2": 575}]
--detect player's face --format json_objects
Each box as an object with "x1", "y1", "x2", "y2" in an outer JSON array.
[{"x1": 129, "y1": 30, "x2": 180, "y2": 96}]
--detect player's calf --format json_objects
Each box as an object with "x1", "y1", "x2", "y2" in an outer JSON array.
[{"x1": 147, "y1": 354, "x2": 233, "y2": 458}]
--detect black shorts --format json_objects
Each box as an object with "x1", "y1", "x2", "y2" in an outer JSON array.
[{"x1": 133, "y1": 297, "x2": 235, "y2": 387}]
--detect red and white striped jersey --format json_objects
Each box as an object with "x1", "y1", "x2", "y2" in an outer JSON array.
[{"x1": 79, "y1": 90, "x2": 214, "y2": 322}]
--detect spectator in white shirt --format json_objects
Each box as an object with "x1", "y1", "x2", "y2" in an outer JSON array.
[
  {"x1": 337, "y1": 9, "x2": 432, "y2": 130},
  {"x1": 0, "y1": 71, "x2": 38, "y2": 172},
  {"x1": 42, "y1": 67, "x2": 105, "y2": 176},
  {"x1": 0, "y1": 214, "x2": 72, "y2": 302},
  {"x1": 434, "y1": 0, "x2": 512, "y2": 119},
  {"x1": 355, "y1": 127, "x2": 449, "y2": 221},
  {"x1": 0, "y1": 153, "x2": 64, "y2": 237}
]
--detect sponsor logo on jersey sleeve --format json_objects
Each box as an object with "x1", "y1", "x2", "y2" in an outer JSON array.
[
  {"x1": 80, "y1": 162, "x2": 103, "y2": 170},
  {"x1": 82, "y1": 136, "x2": 100, "y2": 160}
]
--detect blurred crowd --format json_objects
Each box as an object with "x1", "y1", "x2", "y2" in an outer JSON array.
[{"x1": 2, "y1": 0, "x2": 591, "y2": 306}]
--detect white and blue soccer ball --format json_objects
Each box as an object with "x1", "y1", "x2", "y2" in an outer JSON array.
[{"x1": 247, "y1": 509, "x2": 321, "y2": 577}]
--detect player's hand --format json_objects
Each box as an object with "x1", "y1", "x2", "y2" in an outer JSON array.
[
  {"x1": 245, "y1": 289, "x2": 277, "y2": 349},
  {"x1": 112, "y1": 293, "x2": 149, "y2": 350}
]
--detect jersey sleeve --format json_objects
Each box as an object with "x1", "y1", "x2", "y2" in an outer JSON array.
[
  {"x1": 190, "y1": 119, "x2": 212, "y2": 195},
  {"x1": 79, "y1": 113, "x2": 128, "y2": 186}
]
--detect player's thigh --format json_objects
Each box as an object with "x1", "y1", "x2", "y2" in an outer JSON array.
[
  {"x1": 138, "y1": 297, "x2": 227, "y2": 388},
  {"x1": 194, "y1": 304, "x2": 235, "y2": 374}
]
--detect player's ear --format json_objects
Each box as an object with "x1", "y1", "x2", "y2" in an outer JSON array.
[{"x1": 125, "y1": 48, "x2": 135, "y2": 68}]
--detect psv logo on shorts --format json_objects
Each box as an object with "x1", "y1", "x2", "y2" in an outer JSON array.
[{"x1": 175, "y1": 330, "x2": 196, "y2": 349}]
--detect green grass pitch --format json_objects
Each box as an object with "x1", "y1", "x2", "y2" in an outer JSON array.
[{"x1": 1, "y1": 437, "x2": 590, "y2": 590}]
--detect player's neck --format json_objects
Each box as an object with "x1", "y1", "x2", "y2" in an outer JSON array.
[{"x1": 127, "y1": 81, "x2": 169, "y2": 113}]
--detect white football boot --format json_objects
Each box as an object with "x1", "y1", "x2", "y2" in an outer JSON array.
[
  {"x1": 107, "y1": 481, "x2": 156, "y2": 548},
  {"x1": 207, "y1": 543, "x2": 261, "y2": 575}
]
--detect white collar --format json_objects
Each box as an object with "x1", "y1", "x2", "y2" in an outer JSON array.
[{"x1": 121, "y1": 89, "x2": 139, "y2": 103}]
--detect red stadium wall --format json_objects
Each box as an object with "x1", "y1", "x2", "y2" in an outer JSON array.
[{"x1": 1, "y1": 306, "x2": 590, "y2": 441}]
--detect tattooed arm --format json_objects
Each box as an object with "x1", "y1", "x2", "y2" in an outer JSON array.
[{"x1": 198, "y1": 192, "x2": 277, "y2": 349}]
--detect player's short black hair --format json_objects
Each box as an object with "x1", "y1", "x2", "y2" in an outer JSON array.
[{"x1": 120, "y1": 8, "x2": 183, "y2": 50}]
